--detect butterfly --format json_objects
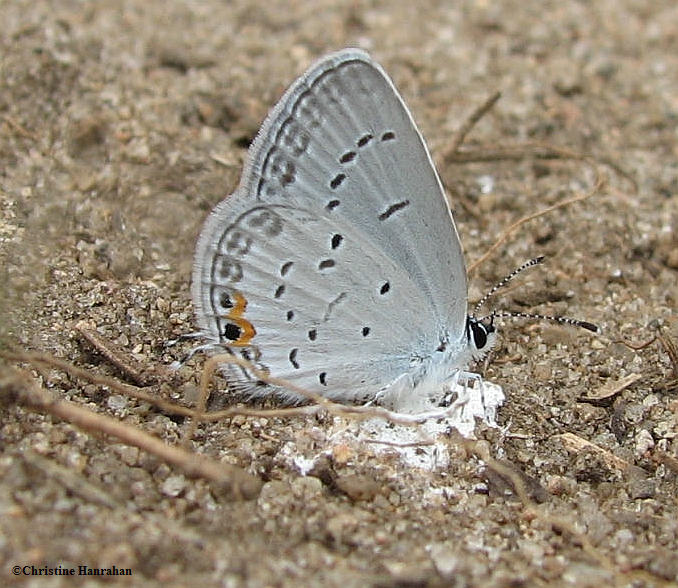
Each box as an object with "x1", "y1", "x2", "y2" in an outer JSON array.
[{"x1": 191, "y1": 49, "x2": 593, "y2": 406}]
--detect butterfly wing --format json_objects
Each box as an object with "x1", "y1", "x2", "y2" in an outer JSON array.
[{"x1": 192, "y1": 49, "x2": 468, "y2": 401}]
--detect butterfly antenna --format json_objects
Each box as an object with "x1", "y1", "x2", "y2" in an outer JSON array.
[
  {"x1": 472, "y1": 256, "x2": 545, "y2": 317},
  {"x1": 488, "y1": 310, "x2": 599, "y2": 333}
]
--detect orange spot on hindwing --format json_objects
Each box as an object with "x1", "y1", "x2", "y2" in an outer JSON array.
[{"x1": 220, "y1": 291, "x2": 256, "y2": 346}]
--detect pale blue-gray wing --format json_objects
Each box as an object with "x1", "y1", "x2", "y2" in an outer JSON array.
[
  {"x1": 192, "y1": 49, "x2": 469, "y2": 401},
  {"x1": 193, "y1": 201, "x2": 433, "y2": 401},
  {"x1": 243, "y1": 49, "x2": 468, "y2": 338}
]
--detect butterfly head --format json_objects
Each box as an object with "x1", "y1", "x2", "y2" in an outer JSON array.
[
  {"x1": 465, "y1": 256, "x2": 598, "y2": 365},
  {"x1": 466, "y1": 315, "x2": 497, "y2": 361}
]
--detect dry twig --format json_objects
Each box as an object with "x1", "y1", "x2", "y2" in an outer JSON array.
[
  {"x1": 467, "y1": 171, "x2": 606, "y2": 274},
  {"x1": 0, "y1": 362, "x2": 262, "y2": 499}
]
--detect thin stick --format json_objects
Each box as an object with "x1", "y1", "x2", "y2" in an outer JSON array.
[
  {"x1": 616, "y1": 325, "x2": 677, "y2": 378},
  {"x1": 22, "y1": 449, "x2": 121, "y2": 509},
  {"x1": 557, "y1": 432, "x2": 632, "y2": 472},
  {"x1": 578, "y1": 373, "x2": 641, "y2": 402},
  {"x1": 77, "y1": 326, "x2": 162, "y2": 387},
  {"x1": 2, "y1": 113, "x2": 39, "y2": 140},
  {"x1": 468, "y1": 440, "x2": 617, "y2": 572},
  {"x1": 445, "y1": 141, "x2": 636, "y2": 190},
  {"x1": 1, "y1": 365, "x2": 262, "y2": 499},
  {"x1": 467, "y1": 171, "x2": 606, "y2": 275},
  {"x1": 657, "y1": 329, "x2": 678, "y2": 379},
  {"x1": 447, "y1": 141, "x2": 584, "y2": 163},
  {"x1": 198, "y1": 354, "x2": 480, "y2": 426},
  {"x1": 3, "y1": 348, "x2": 485, "y2": 428},
  {"x1": 3, "y1": 349, "x2": 195, "y2": 417},
  {"x1": 447, "y1": 91, "x2": 502, "y2": 154},
  {"x1": 615, "y1": 336, "x2": 657, "y2": 351},
  {"x1": 364, "y1": 438, "x2": 435, "y2": 448}
]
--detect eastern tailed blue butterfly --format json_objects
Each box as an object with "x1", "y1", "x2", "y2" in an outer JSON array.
[{"x1": 191, "y1": 49, "x2": 584, "y2": 407}]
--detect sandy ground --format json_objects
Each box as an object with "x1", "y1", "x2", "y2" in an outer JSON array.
[{"x1": 1, "y1": 1, "x2": 677, "y2": 586}]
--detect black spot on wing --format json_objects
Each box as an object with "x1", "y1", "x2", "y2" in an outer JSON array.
[
  {"x1": 280, "y1": 261, "x2": 293, "y2": 276},
  {"x1": 357, "y1": 134, "x2": 373, "y2": 147},
  {"x1": 379, "y1": 200, "x2": 410, "y2": 221},
  {"x1": 330, "y1": 173, "x2": 346, "y2": 189},
  {"x1": 331, "y1": 234, "x2": 343, "y2": 249},
  {"x1": 223, "y1": 323, "x2": 241, "y2": 341}
]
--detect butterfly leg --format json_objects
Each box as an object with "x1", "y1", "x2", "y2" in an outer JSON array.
[
  {"x1": 374, "y1": 372, "x2": 416, "y2": 408},
  {"x1": 447, "y1": 370, "x2": 505, "y2": 426},
  {"x1": 440, "y1": 370, "x2": 489, "y2": 423}
]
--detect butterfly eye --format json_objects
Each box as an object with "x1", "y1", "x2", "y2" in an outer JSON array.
[{"x1": 467, "y1": 318, "x2": 492, "y2": 350}]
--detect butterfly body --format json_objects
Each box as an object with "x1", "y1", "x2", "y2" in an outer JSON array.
[{"x1": 192, "y1": 49, "x2": 492, "y2": 404}]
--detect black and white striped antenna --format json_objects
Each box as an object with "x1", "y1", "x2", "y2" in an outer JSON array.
[{"x1": 473, "y1": 256, "x2": 598, "y2": 333}]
